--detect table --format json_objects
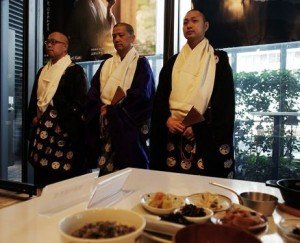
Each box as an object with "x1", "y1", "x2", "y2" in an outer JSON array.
[
  {"x1": 0, "y1": 189, "x2": 31, "y2": 209},
  {"x1": 0, "y1": 168, "x2": 297, "y2": 243},
  {"x1": 250, "y1": 112, "x2": 300, "y2": 179}
]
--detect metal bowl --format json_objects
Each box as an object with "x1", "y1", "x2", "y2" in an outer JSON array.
[{"x1": 240, "y1": 192, "x2": 278, "y2": 216}]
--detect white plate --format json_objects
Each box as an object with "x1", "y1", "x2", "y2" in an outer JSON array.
[
  {"x1": 140, "y1": 192, "x2": 185, "y2": 215},
  {"x1": 277, "y1": 218, "x2": 300, "y2": 242},
  {"x1": 185, "y1": 192, "x2": 232, "y2": 212},
  {"x1": 144, "y1": 214, "x2": 184, "y2": 236},
  {"x1": 210, "y1": 204, "x2": 268, "y2": 234}
]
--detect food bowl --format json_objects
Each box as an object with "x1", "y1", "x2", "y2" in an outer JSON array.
[
  {"x1": 173, "y1": 223, "x2": 262, "y2": 243},
  {"x1": 240, "y1": 192, "x2": 278, "y2": 216},
  {"x1": 211, "y1": 206, "x2": 268, "y2": 234},
  {"x1": 277, "y1": 218, "x2": 300, "y2": 241},
  {"x1": 185, "y1": 192, "x2": 232, "y2": 212},
  {"x1": 59, "y1": 208, "x2": 146, "y2": 243},
  {"x1": 140, "y1": 192, "x2": 185, "y2": 215},
  {"x1": 176, "y1": 204, "x2": 214, "y2": 223}
]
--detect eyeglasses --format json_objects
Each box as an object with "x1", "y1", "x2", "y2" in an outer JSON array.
[{"x1": 44, "y1": 39, "x2": 65, "y2": 45}]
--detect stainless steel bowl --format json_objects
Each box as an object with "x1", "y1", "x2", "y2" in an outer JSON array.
[{"x1": 240, "y1": 192, "x2": 278, "y2": 216}]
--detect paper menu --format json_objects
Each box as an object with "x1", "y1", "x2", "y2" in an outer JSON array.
[{"x1": 38, "y1": 171, "x2": 98, "y2": 216}]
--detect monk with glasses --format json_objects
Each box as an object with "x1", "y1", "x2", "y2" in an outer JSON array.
[{"x1": 27, "y1": 32, "x2": 88, "y2": 190}]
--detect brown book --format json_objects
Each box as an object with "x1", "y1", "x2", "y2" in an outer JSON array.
[
  {"x1": 111, "y1": 86, "x2": 126, "y2": 105},
  {"x1": 182, "y1": 106, "x2": 205, "y2": 127}
]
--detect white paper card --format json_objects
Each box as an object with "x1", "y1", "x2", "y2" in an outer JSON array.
[
  {"x1": 38, "y1": 171, "x2": 98, "y2": 216},
  {"x1": 87, "y1": 168, "x2": 132, "y2": 208}
]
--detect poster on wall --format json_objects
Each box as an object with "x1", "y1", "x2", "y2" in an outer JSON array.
[
  {"x1": 192, "y1": 0, "x2": 300, "y2": 48},
  {"x1": 44, "y1": 0, "x2": 157, "y2": 62}
]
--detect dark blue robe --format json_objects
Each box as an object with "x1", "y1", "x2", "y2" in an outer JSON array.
[{"x1": 84, "y1": 56, "x2": 155, "y2": 173}]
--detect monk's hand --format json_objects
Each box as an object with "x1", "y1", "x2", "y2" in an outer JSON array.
[
  {"x1": 100, "y1": 105, "x2": 107, "y2": 117},
  {"x1": 183, "y1": 127, "x2": 195, "y2": 141},
  {"x1": 167, "y1": 117, "x2": 185, "y2": 134}
]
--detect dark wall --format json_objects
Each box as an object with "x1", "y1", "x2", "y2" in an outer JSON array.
[
  {"x1": 192, "y1": 0, "x2": 300, "y2": 48},
  {"x1": 44, "y1": 0, "x2": 74, "y2": 36}
]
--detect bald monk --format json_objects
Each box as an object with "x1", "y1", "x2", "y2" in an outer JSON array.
[{"x1": 27, "y1": 32, "x2": 88, "y2": 189}]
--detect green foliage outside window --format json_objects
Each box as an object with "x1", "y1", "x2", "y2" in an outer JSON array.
[{"x1": 234, "y1": 70, "x2": 300, "y2": 182}]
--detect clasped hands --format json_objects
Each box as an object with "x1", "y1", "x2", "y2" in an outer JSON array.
[
  {"x1": 166, "y1": 117, "x2": 194, "y2": 141},
  {"x1": 100, "y1": 105, "x2": 108, "y2": 117}
]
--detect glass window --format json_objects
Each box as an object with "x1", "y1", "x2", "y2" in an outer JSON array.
[
  {"x1": 117, "y1": 0, "x2": 165, "y2": 84},
  {"x1": 237, "y1": 49, "x2": 280, "y2": 72},
  {"x1": 226, "y1": 41, "x2": 300, "y2": 182},
  {"x1": 287, "y1": 48, "x2": 300, "y2": 70},
  {"x1": 176, "y1": 1, "x2": 193, "y2": 52},
  {"x1": 0, "y1": 0, "x2": 24, "y2": 182},
  {"x1": 136, "y1": 0, "x2": 164, "y2": 84}
]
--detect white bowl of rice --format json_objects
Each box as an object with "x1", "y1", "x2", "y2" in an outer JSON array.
[{"x1": 59, "y1": 208, "x2": 146, "y2": 243}]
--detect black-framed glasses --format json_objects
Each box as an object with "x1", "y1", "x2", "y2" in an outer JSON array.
[{"x1": 44, "y1": 39, "x2": 65, "y2": 46}]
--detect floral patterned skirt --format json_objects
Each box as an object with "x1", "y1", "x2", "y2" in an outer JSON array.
[
  {"x1": 165, "y1": 133, "x2": 235, "y2": 178},
  {"x1": 28, "y1": 105, "x2": 77, "y2": 174}
]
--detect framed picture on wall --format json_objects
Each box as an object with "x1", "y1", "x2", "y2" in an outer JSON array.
[{"x1": 44, "y1": 0, "x2": 157, "y2": 62}]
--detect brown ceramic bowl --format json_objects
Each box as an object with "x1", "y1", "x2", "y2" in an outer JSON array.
[{"x1": 173, "y1": 223, "x2": 261, "y2": 243}]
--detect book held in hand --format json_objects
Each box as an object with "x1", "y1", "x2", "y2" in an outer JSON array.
[
  {"x1": 182, "y1": 106, "x2": 205, "y2": 127},
  {"x1": 111, "y1": 86, "x2": 126, "y2": 105}
]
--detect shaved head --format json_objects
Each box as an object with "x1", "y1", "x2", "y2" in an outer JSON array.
[
  {"x1": 45, "y1": 32, "x2": 69, "y2": 63},
  {"x1": 50, "y1": 32, "x2": 69, "y2": 46}
]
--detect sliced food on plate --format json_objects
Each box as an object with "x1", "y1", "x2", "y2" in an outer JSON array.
[
  {"x1": 185, "y1": 192, "x2": 232, "y2": 212},
  {"x1": 211, "y1": 206, "x2": 268, "y2": 233},
  {"x1": 140, "y1": 192, "x2": 185, "y2": 215}
]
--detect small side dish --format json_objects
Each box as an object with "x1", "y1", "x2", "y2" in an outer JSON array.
[
  {"x1": 180, "y1": 204, "x2": 207, "y2": 217},
  {"x1": 185, "y1": 192, "x2": 232, "y2": 212},
  {"x1": 148, "y1": 192, "x2": 175, "y2": 209},
  {"x1": 178, "y1": 204, "x2": 214, "y2": 223},
  {"x1": 146, "y1": 204, "x2": 213, "y2": 226},
  {"x1": 140, "y1": 192, "x2": 185, "y2": 215},
  {"x1": 278, "y1": 218, "x2": 300, "y2": 241},
  {"x1": 211, "y1": 207, "x2": 267, "y2": 233}
]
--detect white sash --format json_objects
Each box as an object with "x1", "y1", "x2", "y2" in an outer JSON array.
[
  {"x1": 37, "y1": 55, "x2": 72, "y2": 114},
  {"x1": 169, "y1": 38, "x2": 216, "y2": 120},
  {"x1": 100, "y1": 47, "x2": 139, "y2": 104}
]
